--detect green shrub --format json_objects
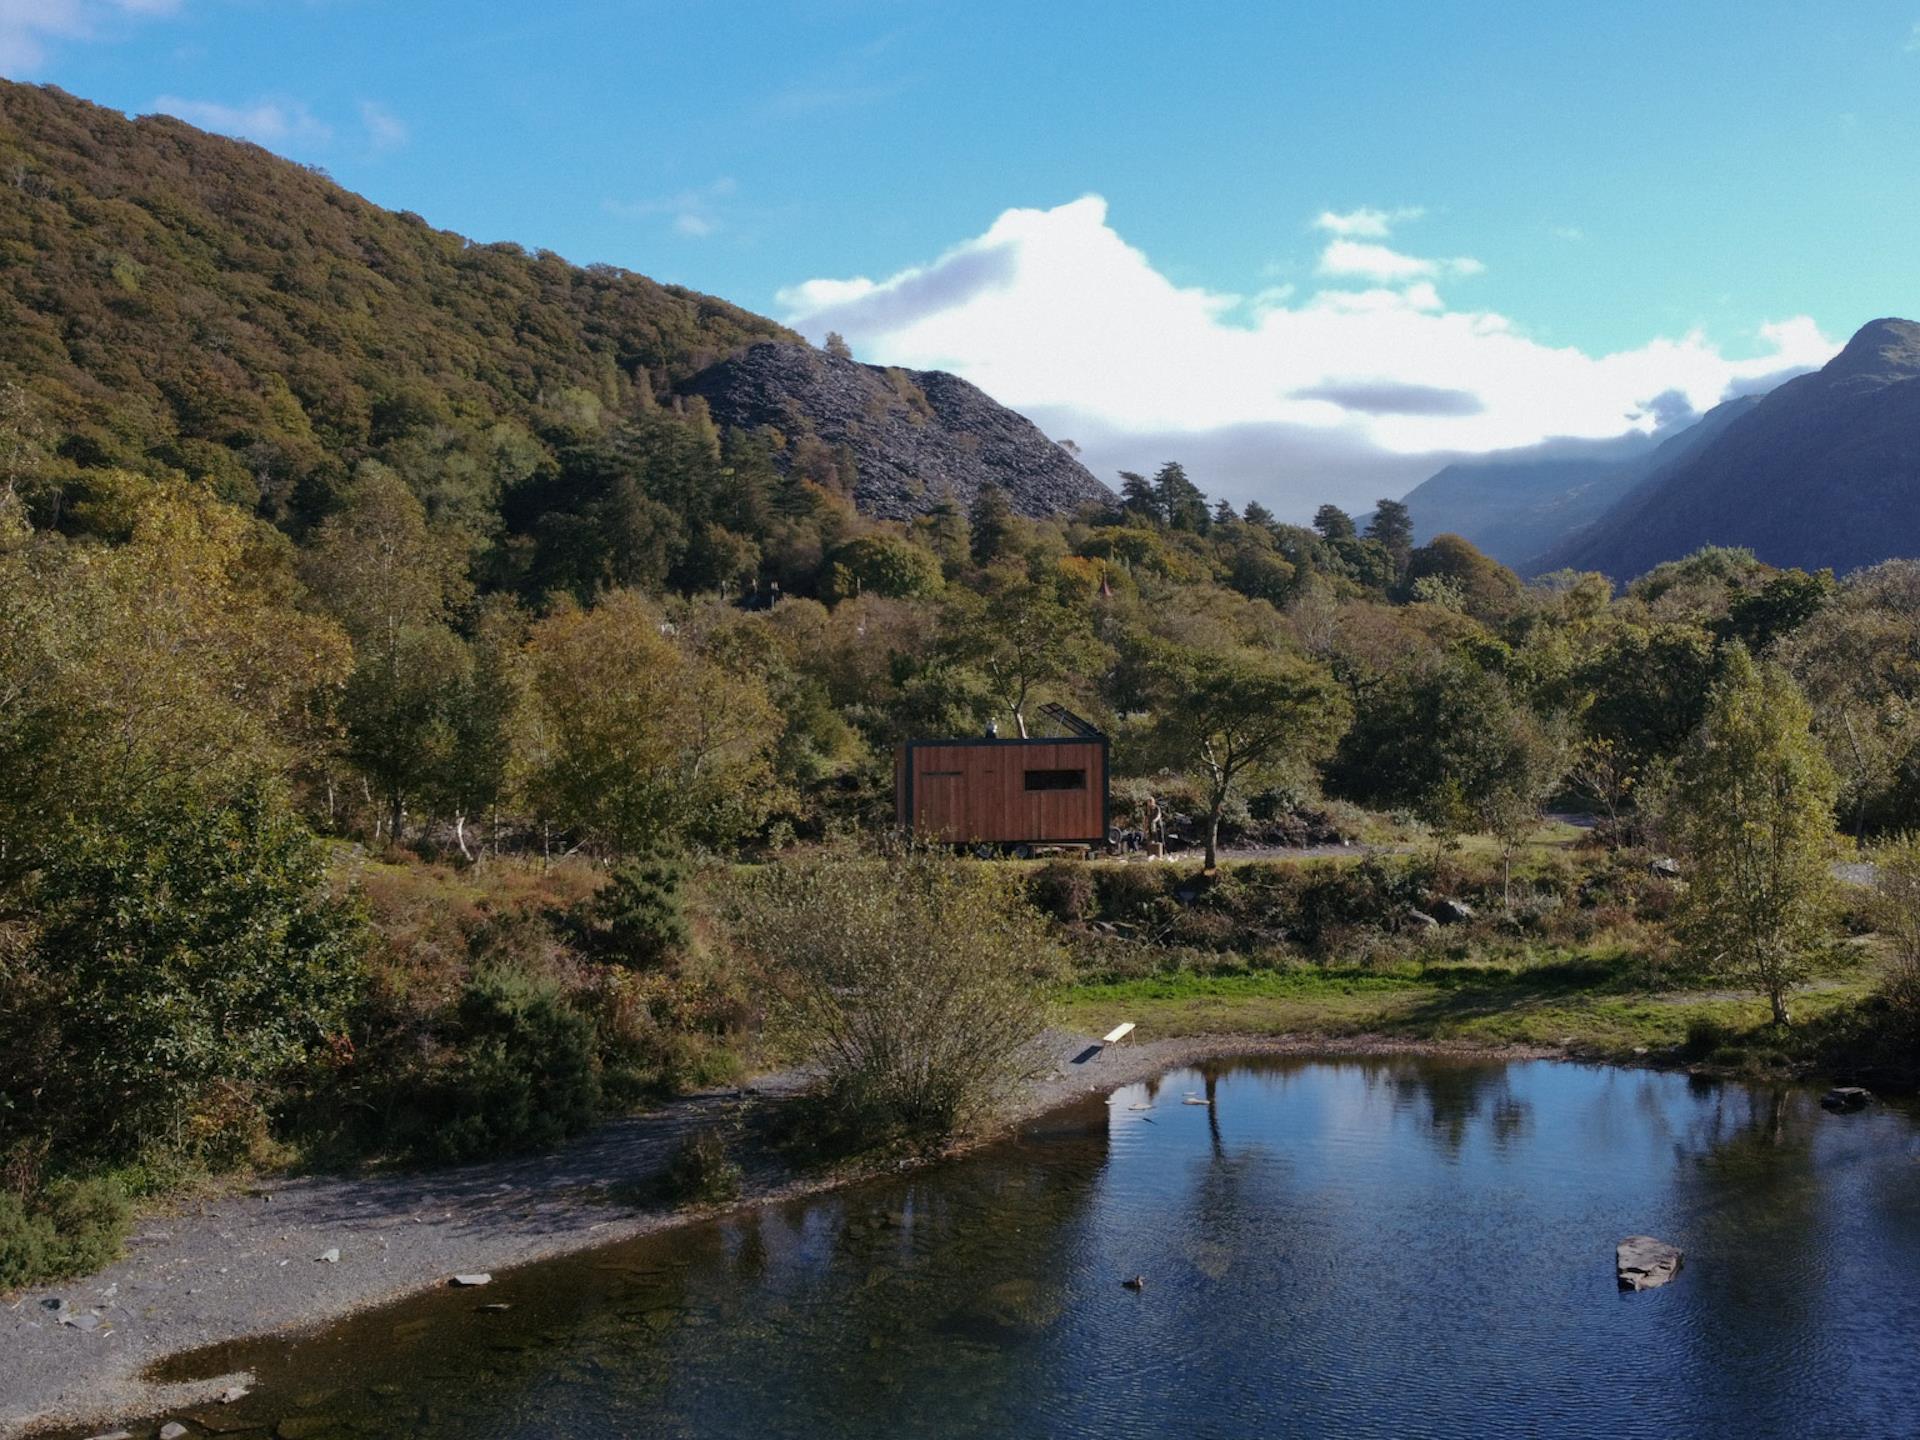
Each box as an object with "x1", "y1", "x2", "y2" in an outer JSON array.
[
  {"x1": 1683, "y1": 1016, "x2": 1735, "y2": 1060},
  {"x1": 22, "y1": 782, "x2": 365, "y2": 1162},
  {"x1": 586, "y1": 855, "x2": 691, "y2": 968},
  {"x1": 1028, "y1": 860, "x2": 1096, "y2": 924},
  {"x1": 1092, "y1": 863, "x2": 1173, "y2": 922},
  {"x1": 0, "y1": 1177, "x2": 132, "y2": 1288},
  {"x1": 1289, "y1": 858, "x2": 1431, "y2": 952},
  {"x1": 422, "y1": 967, "x2": 602, "y2": 1162},
  {"x1": 656, "y1": 1127, "x2": 742, "y2": 1206}
]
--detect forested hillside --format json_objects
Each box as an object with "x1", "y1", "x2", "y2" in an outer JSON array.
[{"x1": 0, "y1": 81, "x2": 789, "y2": 531}]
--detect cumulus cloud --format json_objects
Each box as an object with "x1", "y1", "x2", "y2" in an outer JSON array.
[
  {"x1": 0, "y1": 0, "x2": 177, "y2": 73},
  {"x1": 153, "y1": 94, "x2": 332, "y2": 146},
  {"x1": 775, "y1": 242, "x2": 1018, "y2": 337},
  {"x1": 777, "y1": 195, "x2": 1838, "y2": 517}
]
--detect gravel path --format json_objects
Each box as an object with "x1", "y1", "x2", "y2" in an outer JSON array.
[{"x1": 1, "y1": 1030, "x2": 1557, "y2": 1438}]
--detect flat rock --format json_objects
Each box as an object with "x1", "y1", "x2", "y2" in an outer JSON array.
[
  {"x1": 1616, "y1": 1235, "x2": 1684, "y2": 1291},
  {"x1": 159, "y1": 1423, "x2": 190, "y2": 1439},
  {"x1": 315, "y1": 1248, "x2": 339, "y2": 1264},
  {"x1": 1431, "y1": 898, "x2": 1476, "y2": 924},
  {"x1": 1406, "y1": 909, "x2": 1439, "y2": 928},
  {"x1": 450, "y1": 1272, "x2": 492, "y2": 1287},
  {"x1": 1821, "y1": 1087, "x2": 1871, "y2": 1112}
]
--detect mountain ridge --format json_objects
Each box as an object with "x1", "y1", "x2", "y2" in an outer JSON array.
[{"x1": 1540, "y1": 317, "x2": 1920, "y2": 580}]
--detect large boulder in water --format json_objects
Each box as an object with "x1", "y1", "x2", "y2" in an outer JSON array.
[{"x1": 1616, "y1": 1236, "x2": 1683, "y2": 1291}]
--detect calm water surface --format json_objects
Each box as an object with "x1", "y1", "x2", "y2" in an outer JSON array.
[{"x1": 135, "y1": 1059, "x2": 1920, "y2": 1439}]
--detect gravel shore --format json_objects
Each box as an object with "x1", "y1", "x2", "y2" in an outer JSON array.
[{"x1": 3, "y1": 1031, "x2": 1556, "y2": 1438}]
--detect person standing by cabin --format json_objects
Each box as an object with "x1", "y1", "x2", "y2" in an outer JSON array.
[{"x1": 1143, "y1": 794, "x2": 1165, "y2": 858}]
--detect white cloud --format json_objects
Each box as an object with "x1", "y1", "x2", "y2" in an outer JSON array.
[
  {"x1": 777, "y1": 194, "x2": 1838, "y2": 517},
  {"x1": 1317, "y1": 239, "x2": 1483, "y2": 283},
  {"x1": 359, "y1": 100, "x2": 408, "y2": 153},
  {"x1": 1313, "y1": 206, "x2": 1424, "y2": 238},
  {"x1": 607, "y1": 177, "x2": 738, "y2": 240},
  {"x1": 0, "y1": 0, "x2": 177, "y2": 74},
  {"x1": 153, "y1": 94, "x2": 332, "y2": 146}
]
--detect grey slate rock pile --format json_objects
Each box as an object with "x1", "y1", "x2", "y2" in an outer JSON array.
[{"x1": 679, "y1": 341, "x2": 1113, "y2": 520}]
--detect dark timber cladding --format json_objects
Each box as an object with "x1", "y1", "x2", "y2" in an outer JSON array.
[{"x1": 895, "y1": 728, "x2": 1110, "y2": 847}]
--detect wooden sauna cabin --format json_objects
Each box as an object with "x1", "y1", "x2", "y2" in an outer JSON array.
[{"x1": 894, "y1": 704, "x2": 1110, "y2": 855}]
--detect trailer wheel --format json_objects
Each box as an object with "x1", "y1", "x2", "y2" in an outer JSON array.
[
  {"x1": 971, "y1": 843, "x2": 995, "y2": 860},
  {"x1": 1011, "y1": 843, "x2": 1034, "y2": 861}
]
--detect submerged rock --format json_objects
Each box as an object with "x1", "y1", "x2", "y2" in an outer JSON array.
[
  {"x1": 159, "y1": 1423, "x2": 190, "y2": 1440},
  {"x1": 1616, "y1": 1236, "x2": 1684, "y2": 1291},
  {"x1": 1821, "y1": 1087, "x2": 1871, "y2": 1112}
]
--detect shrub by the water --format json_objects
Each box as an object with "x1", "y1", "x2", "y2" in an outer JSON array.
[
  {"x1": 735, "y1": 849, "x2": 1058, "y2": 1148},
  {"x1": 0, "y1": 1177, "x2": 132, "y2": 1289},
  {"x1": 657, "y1": 1127, "x2": 743, "y2": 1206},
  {"x1": 418, "y1": 966, "x2": 602, "y2": 1162}
]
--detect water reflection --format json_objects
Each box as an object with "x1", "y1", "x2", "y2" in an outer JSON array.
[
  {"x1": 76, "y1": 1060, "x2": 1920, "y2": 1440},
  {"x1": 1375, "y1": 1055, "x2": 1535, "y2": 1152}
]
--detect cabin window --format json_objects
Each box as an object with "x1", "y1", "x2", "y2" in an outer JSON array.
[{"x1": 1024, "y1": 768, "x2": 1087, "y2": 792}]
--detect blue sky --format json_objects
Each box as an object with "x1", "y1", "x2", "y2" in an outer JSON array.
[{"x1": 7, "y1": 0, "x2": 1919, "y2": 513}]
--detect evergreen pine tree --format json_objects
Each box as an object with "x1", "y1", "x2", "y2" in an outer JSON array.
[
  {"x1": 1313, "y1": 504, "x2": 1357, "y2": 541},
  {"x1": 969, "y1": 483, "x2": 1015, "y2": 566}
]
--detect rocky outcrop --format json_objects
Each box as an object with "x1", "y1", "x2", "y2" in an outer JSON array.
[
  {"x1": 1616, "y1": 1236, "x2": 1684, "y2": 1290},
  {"x1": 679, "y1": 342, "x2": 1113, "y2": 520}
]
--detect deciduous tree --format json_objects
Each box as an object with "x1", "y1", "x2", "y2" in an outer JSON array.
[{"x1": 1674, "y1": 646, "x2": 1838, "y2": 1026}]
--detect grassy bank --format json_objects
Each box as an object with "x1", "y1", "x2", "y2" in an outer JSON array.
[
  {"x1": 1040, "y1": 837, "x2": 1897, "y2": 1080},
  {"x1": 1056, "y1": 953, "x2": 1878, "y2": 1066}
]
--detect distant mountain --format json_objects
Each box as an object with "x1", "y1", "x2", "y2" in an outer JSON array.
[
  {"x1": 1541, "y1": 319, "x2": 1920, "y2": 581},
  {"x1": 679, "y1": 342, "x2": 1111, "y2": 520},
  {"x1": 1399, "y1": 398, "x2": 1762, "y2": 571}
]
